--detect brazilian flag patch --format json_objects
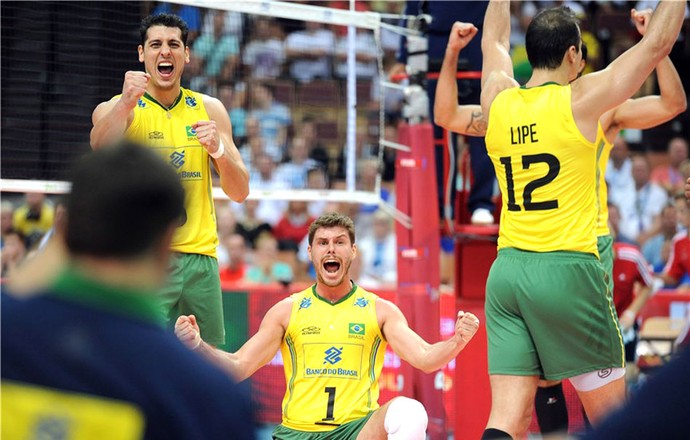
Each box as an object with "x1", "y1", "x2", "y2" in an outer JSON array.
[{"x1": 348, "y1": 323, "x2": 365, "y2": 335}]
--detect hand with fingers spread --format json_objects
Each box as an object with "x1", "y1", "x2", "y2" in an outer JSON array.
[
  {"x1": 447, "y1": 21, "x2": 478, "y2": 53},
  {"x1": 175, "y1": 314, "x2": 202, "y2": 350},
  {"x1": 455, "y1": 310, "x2": 480, "y2": 343},
  {"x1": 192, "y1": 120, "x2": 224, "y2": 158},
  {"x1": 121, "y1": 71, "x2": 150, "y2": 110}
]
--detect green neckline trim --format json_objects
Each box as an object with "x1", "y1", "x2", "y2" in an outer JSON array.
[
  {"x1": 143, "y1": 90, "x2": 183, "y2": 112},
  {"x1": 520, "y1": 81, "x2": 561, "y2": 89},
  {"x1": 311, "y1": 281, "x2": 358, "y2": 306},
  {"x1": 50, "y1": 266, "x2": 165, "y2": 326}
]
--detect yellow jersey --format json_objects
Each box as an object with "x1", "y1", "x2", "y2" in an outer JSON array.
[
  {"x1": 595, "y1": 124, "x2": 612, "y2": 237},
  {"x1": 119, "y1": 88, "x2": 217, "y2": 257},
  {"x1": 485, "y1": 83, "x2": 600, "y2": 256},
  {"x1": 280, "y1": 284, "x2": 386, "y2": 431}
]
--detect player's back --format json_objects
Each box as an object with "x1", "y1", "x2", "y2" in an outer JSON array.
[{"x1": 485, "y1": 83, "x2": 599, "y2": 256}]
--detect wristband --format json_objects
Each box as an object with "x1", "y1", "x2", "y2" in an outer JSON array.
[
  {"x1": 622, "y1": 310, "x2": 636, "y2": 320},
  {"x1": 210, "y1": 140, "x2": 225, "y2": 159}
]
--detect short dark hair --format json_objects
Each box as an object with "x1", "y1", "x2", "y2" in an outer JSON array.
[
  {"x1": 65, "y1": 141, "x2": 184, "y2": 259},
  {"x1": 526, "y1": 6, "x2": 581, "y2": 70},
  {"x1": 308, "y1": 213, "x2": 356, "y2": 245},
  {"x1": 581, "y1": 42, "x2": 588, "y2": 63},
  {"x1": 140, "y1": 13, "x2": 189, "y2": 46}
]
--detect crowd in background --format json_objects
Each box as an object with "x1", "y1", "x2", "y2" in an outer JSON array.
[{"x1": 2, "y1": 0, "x2": 689, "y2": 292}]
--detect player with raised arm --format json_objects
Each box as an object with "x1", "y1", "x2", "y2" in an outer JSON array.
[
  {"x1": 175, "y1": 212, "x2": 480, "y2": 440},
  {"x1": 435, "y1": 10, "x2": 685, "y2": 435},
  {"x1": 90, "y1": 14, "x2": 249, "y2": 346},
  {"x1": 476, "y1": 1, "x2": 685, "y2": 438}
]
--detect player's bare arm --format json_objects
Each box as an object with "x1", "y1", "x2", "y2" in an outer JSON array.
[
  {"x1": 201, "y1": 95, "x2": 250, "y2": 202},
  {"x1": 602, "y1": 9, "x2": 686, "y2": 141},
  {"x1": 90, "y1": 71, "x2": 149, "y2": 149},
  {"x1": 434, "y1": 22, "x2": 488, "y2": 137},
  {"x1": 480, "y1": 0, "x2": 519, "y2": 120},
  {"x1": 376, "y1": 298, "x2": 479, "y2": 373},
  {"x1": 571, "y1": 3, "x2": 686, "y2": 141},
  {"x1": 175, "y1": 298, "x2": 291, "y2": 382}
]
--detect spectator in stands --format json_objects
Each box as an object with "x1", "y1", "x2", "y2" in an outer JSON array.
[
  {"x1": 249, "y1": 82, "x2": 292, "y2": 162},
  {"x1": 218, "y1": 82, "x2": 247, "y2": 143},
  {"x1": 13, "y1": 192, "x2": 54, "y2": 249},
  {"x1": 1, "y1": 142, "x2": 254, "y2": 440},
  {"x1": 273, "y1": 200, "x2": 315, "y2": 253},
  {"x1": 248, "y1": 153, "x2": 290, "y2": 226},
  {"x1": 239, "y1": 116, "x2": 267, "y2": 168},
  {"x1": 284, "y1": 21, "x2": 335, "y2": 83},
  {"x1": 651, "y1": 136, "x2": 689, "y2": 195},
  {"x1": 1, "y1": 229, "x2": 27, "y2": 278},
  {"x1": 275, "y1": 137, "x2": 319, "y2": 189},
  {"x1": 608, "y1": 202, "x2": 636, "y2": 245},
  {"x1": 193, "y1": 10, "x2": 240, "y2": 78},
  {"x1": 1, "y1": 201, "x2": 15, "y2": 249},
  {"x1": 235, "y1": 199, "x2": 273, "y2": 250},
  {"x1": 219, "y1": 233, "x2": 249, "y2": 285},
  {"x1": 615, "y1": 154, "x2": 669, "y2": 244},
  {"x1": 642, "y1": 201, "x2": 679, "y2": 272},
  {"x1": 356, "y1": 158, "x2": 394, "y2": 232},
  {"x1": 245, "y1": 232, "x2": 293, "y2": 285},
  {"x1": 306, "y1": 166, "x2": 330, "y2": 218},
  {"x1": 356, "y1": 211, "x2": 397, "y2": 289},
  {"x1": 215, "y1": 202, "x2": 237, "y2": 267},
  {"x1": 611, "y1": 240, "x2": 655, "y2": 380},
  {"x1": 243, "y1": 17, "x2": 286, "y2": 79},
  {"x1": 334, "y1": 27, "x2": 378, "y2": 79},
  {"x1": 606, "y1": 135, "x2": 635, "y2": 204},
  {"x1": 659, "y1": 196, "x2": 690, "y2": 290},
  {"x1": 202, "y1": 9, "x2": 244, "y2": 41},
  {"x1": 300, "y1": 116, "x2": 330, "y2": 170}
]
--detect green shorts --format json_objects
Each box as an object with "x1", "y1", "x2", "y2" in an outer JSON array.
[
  {"x1": 485, "y1": 248, "x2": 624, "y2": 380},
  {"x1": 272, "y1": 413, "x2": 374, "y2": 440},
  {"x1": 158, "y1": 253, "x2": 224, "y2": 346}
]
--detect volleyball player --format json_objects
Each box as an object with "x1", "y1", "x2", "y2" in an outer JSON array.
[
  {"x1": 90, "y1": 13, "x2": 249, "y2": 346},
  {"x1": 436, "y1": 9, "x2": 685, "y2": 435},
  {"x1": 477, "y1": 1, "x2": 685, "y2": 438},
  {"x1": 175, "y1": 212, "x2": 481, "y2": 440}
]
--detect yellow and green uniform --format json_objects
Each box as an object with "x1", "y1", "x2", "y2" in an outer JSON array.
[
  {"x1": 595, "y1": 125, "x2": 615, "y2": 291},
  {"x1": 121, "y1": 88, "x2": 217, "y2": 257},
  {"x1": 484, "y1": 83, "x2": 624, "y2": 379},
  {"x1": 277, "y1": 284, "x2": 385, "y2": 435},
  {"x1": 111, "y1": 88, "x2": 224, "y2": 345},
  {"x1": 486, "y1": 83, "x2": 599, "y2": 256}
]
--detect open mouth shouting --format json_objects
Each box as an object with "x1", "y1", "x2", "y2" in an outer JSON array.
[
  {"x1": 157, "y1": 61, "x2": 174, "y2": 79},
  {"x1": 323, "y1": 258, "x2": 341, "y2": 275}
]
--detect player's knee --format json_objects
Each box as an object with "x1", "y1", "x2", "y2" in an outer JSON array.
[
  {"x1": 383, "y1": 397, "x2": 428, "y2": 440},
  {"x1": 569, "y1": 367, "x2": 625, "y2": 392}
]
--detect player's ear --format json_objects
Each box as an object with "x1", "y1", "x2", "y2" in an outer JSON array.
[
  {"x1": 184, "y1": 46, "x2": 190, "y2": 64},
  {"x1": 351, "y1": 243, "x2": 358, "y2": 259},
  {"x1": 138, "y1": 45, "x2": 145, "y2": 63}
]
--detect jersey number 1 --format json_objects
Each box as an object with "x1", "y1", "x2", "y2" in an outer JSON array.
[
  {"x1": 499, "y1": 153, "x2": 560, "y2": 211},
  {"x1": 323, "y1": 387, "x2": 336, "y2": 421}
]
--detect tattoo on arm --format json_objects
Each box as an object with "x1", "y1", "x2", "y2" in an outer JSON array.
[{"x1": 465, "y1": 111, "x2": 487, "y2": 136}]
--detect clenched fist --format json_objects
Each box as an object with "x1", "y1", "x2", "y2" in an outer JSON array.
[
  {"x1": 121, "y1": 71, "x2": 150, "y2": 109},
  {"x1": 447, "y1": 22, "x2": 478, "y2": 53},
  {"x1": 175, "y1": 314, "x2": 202, "y2": 350},
  {"x1": 455, "y1": 310, "x2": 480, "y2": 343},
  {"x1": 192, "y1": 120, "x2": 223, "y2": 157}
]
